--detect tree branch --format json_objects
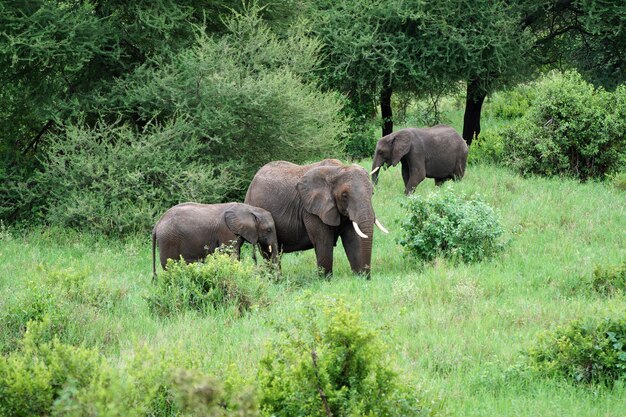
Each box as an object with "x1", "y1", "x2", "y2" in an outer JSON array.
[
  {"x1": 22, "y1": 119, "x2": 54, "y2": 155},
  {"x1": 311, "y1": 349, "x2": 332, "y2": 417}
]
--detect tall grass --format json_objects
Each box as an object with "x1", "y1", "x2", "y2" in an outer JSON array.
[{"x1": 0, "y1": 163, "x2": 624, "y2": 416}]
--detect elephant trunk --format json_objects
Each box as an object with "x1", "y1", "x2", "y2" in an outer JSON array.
[
  {"x1": 371, "y1": 155, "x2": 383, "y2": 185},
  {"x1": 352, "y1": 209, "x2": 374, "y2": 278},
  {"x1": 269, "y1": 240, "x2": 279, "y2": 264}
]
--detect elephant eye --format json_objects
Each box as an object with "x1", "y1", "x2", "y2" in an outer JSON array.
[{"x1": 341, "y1": 191, "x2": 348, "y2": 199}]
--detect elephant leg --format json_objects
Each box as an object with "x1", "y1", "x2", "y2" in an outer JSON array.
[
  {"x1": 303, "y1": 212, "x2": 335, "y2": 276},
  {"x1": 401, "y1": 162, "x2": 410, "y2": 189},
  {"x1": 233, "y1": 236, "x2": 244, "y2": 260},
  {"x1": 406, "y1": 167, "x2": 425, "y2": 194},
  {"x1": 340, "y1": 226, "x2": 371, "y2": 278}
]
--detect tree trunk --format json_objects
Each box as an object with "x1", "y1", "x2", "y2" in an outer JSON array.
[
  {"x1": 380, "y1": 82, "x2": 393, "y2": 137},
  {"x1": 462, "y1": 79, "x2": 486, "y2": 146}
]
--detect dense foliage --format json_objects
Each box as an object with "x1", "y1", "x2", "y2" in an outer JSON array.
[
  {"x1": 528, "y1": 317, "x2": 626, "y2": 385},
  {"x1": 0, "y1": 3, "x2": 344, "y2": 235},
  {"x1": 399, "y1": 187, "x2": 505, "y2": 263},
  {"x1": 502, "y1": 71, "x2": 626, "y2": 180},
  {"x1": 147, "y1": 253, "x2": 268, "y2": 317},
  {"x1": 258, "y1": 297, "x2": 439, "y2": 417}
]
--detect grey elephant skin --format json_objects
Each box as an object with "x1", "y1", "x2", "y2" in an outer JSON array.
[
  {"x1": 152, "y1": 202, "x2": 278, "y2": 276},
  {"x1": 245, "y1": 159, "x2": 387, "y2": 278},
  {"x1": 371, "y1": 125, "x2": 468, "y2": 194}
]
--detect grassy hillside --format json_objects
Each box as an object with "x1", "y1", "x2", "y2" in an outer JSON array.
[{"x1": 1, "y1": 163, "x2": 624, "y2": 416}]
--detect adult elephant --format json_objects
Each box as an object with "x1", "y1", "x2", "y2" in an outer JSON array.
[
  {"x1": 245, "y1": 159, "x2": 388, "y2": 278},
  {"x1": 370, "y1": 125, "x2": 468, "y2": 194},
  {"x1": 152, "y1": 202, "x2": 278, "y2": 277}
]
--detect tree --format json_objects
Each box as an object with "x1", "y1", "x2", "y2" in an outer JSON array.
[
  {"x1": 311, "y1": 0, "x2": 625, "y2": 145},
  {"x1": 0, "y1": 2, "x2": 345, "y2": 233}
]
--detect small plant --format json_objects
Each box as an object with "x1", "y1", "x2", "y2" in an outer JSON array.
[
  {"x1": 146, "y1": 253, "x2": 268, "y2": 317},
  {"x1": 606, "y1": 171, "x2": 626, "y2": 191},
  {"x1": 527, "y1": 316, "x2": 626, "y2": 385},
  {"x1": 591, "y1": 262, "x2": 626, "y2": 296},
  {"x1": 0, "y1": 220, "x2": 12, "y2": 240},
  {"x1": 399, "y1": 187, "x2": 506, "y2": 263},
  {"x1": 258, "y1": 296, "x2": 440, "y2": 417}
]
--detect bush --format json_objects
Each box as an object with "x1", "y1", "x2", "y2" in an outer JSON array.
[
  {"x1": 527, "y1": 316, "x2": 626, "y2": 385},
  {"x1": 0, "y1": 320, "x2": 105, "y2": 417},
  {"x1": 258, "y1": 297, "x2": 440, "y2": 417},
  {"x1": 486, "y1": 85, "x2": 535, "y2": 120},
  {"x1": 146, "y1": 253, "x2": 268, "y2": 317},
  {"x1": 32, "y1": 121, "x2": 237, "y2": 237},
  {"x1": 502, "y1": 71, "x2": 626, "y2": 180},
  {"x1": 591, "y1": 262, "x2": 626, "y2": 296},
  {"x1": 398, "y1": 187, "x2": 506, "y2": 263},
  {"x1": 467, "y1": 129, "x2": 505, "y2": 165},
  {"x1": 0, "y1": 268, "x2": 124, "y2": 353}
]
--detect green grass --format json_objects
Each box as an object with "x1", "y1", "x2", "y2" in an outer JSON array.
[{"x1": 1, "y1": 163, "x2": 625, "y2": 416}]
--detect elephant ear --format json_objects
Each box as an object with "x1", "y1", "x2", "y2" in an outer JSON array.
[
  {"x1": 224, "y1": 207, "x2": 258, "y2": 244},
  {"x1": 391, "y1": 132, "x2": 411, "y2": 166},
  {"x1": 296, "y1": 167, "x2": 341, "y2": 227}
]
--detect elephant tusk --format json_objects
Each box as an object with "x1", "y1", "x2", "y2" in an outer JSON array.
[
  {"x1": 268, "y1": 245, "x2": 272, "y2": 253},
  {"x1": 370, "y1": 166, "x2": 380, "y2": 175},
  {"x1": 352, "y1": 221, "x2": 369, "y2": 239},
  {"x1": 375, "y1": 219, "x2": 389, "y2": 234}
]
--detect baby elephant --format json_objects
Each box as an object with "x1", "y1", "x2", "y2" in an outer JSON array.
[{"x1": 152, "y1": 202, "x2": 278, "y2": 277}]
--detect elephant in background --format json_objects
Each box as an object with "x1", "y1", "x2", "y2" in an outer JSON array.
[
  {"x1": 152, "y1": 202, "x2": 278, "y2": 277},
  {"x1": 245, "y1": 159, "x2": 389, "y2": 278},
  {"x1": 370, "y1": 125, "x2": 468, "y2": 194}
]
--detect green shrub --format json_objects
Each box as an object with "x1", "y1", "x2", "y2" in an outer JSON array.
[
  {"x1": 0, "y1": 320, "x2": 105, "y2": 417},
  {"x1": 146, "y1": 253, "x2": 268, "y2": 317},
  {"x1": 258, "y1": 297, "x2": 440, "y2": 417},
  {"x1": 467, "y1": 129, "x2": 505, "y2": 165},
  {"x1": 502, "y1": 71, "x2": 626, "y2": 180},
  {"x1": 591, "y1": 262, "x2": 626, "y2": 296},
  {"x1": 527, "y1": 316, "x2": 626, "y2": 385},
  {"x1": 32, "y1": 121, "x2": 238, "y2": 237},
  {"x1": 486, "y1": 85, "x2": 535, "y2": 120},
  {"x1": 398, "y1": 187, "x2": 506, "y2": 263}
]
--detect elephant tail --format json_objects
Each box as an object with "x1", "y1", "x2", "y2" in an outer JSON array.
[{"x1": 152, "y1": 228, "x2": 157, "y2": 281}]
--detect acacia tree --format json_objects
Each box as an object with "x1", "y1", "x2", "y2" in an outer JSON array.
[
  {"x1": 311, "y1": 0, "x2": 625, "y2": 145},
  {"x1": 0, "y1": 0, "x2": 305, "y2": 160}
]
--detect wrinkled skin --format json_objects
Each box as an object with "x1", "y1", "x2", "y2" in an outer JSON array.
[
  {"x1": 152, "y1": 202, "x2": 278, "y2": 277},
  {"x1": 371, "y1": 125, "x2": 468, "y2": 194},
  {"x1": 245, "y1": 159, "x2": 381, "y2": 278}
]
